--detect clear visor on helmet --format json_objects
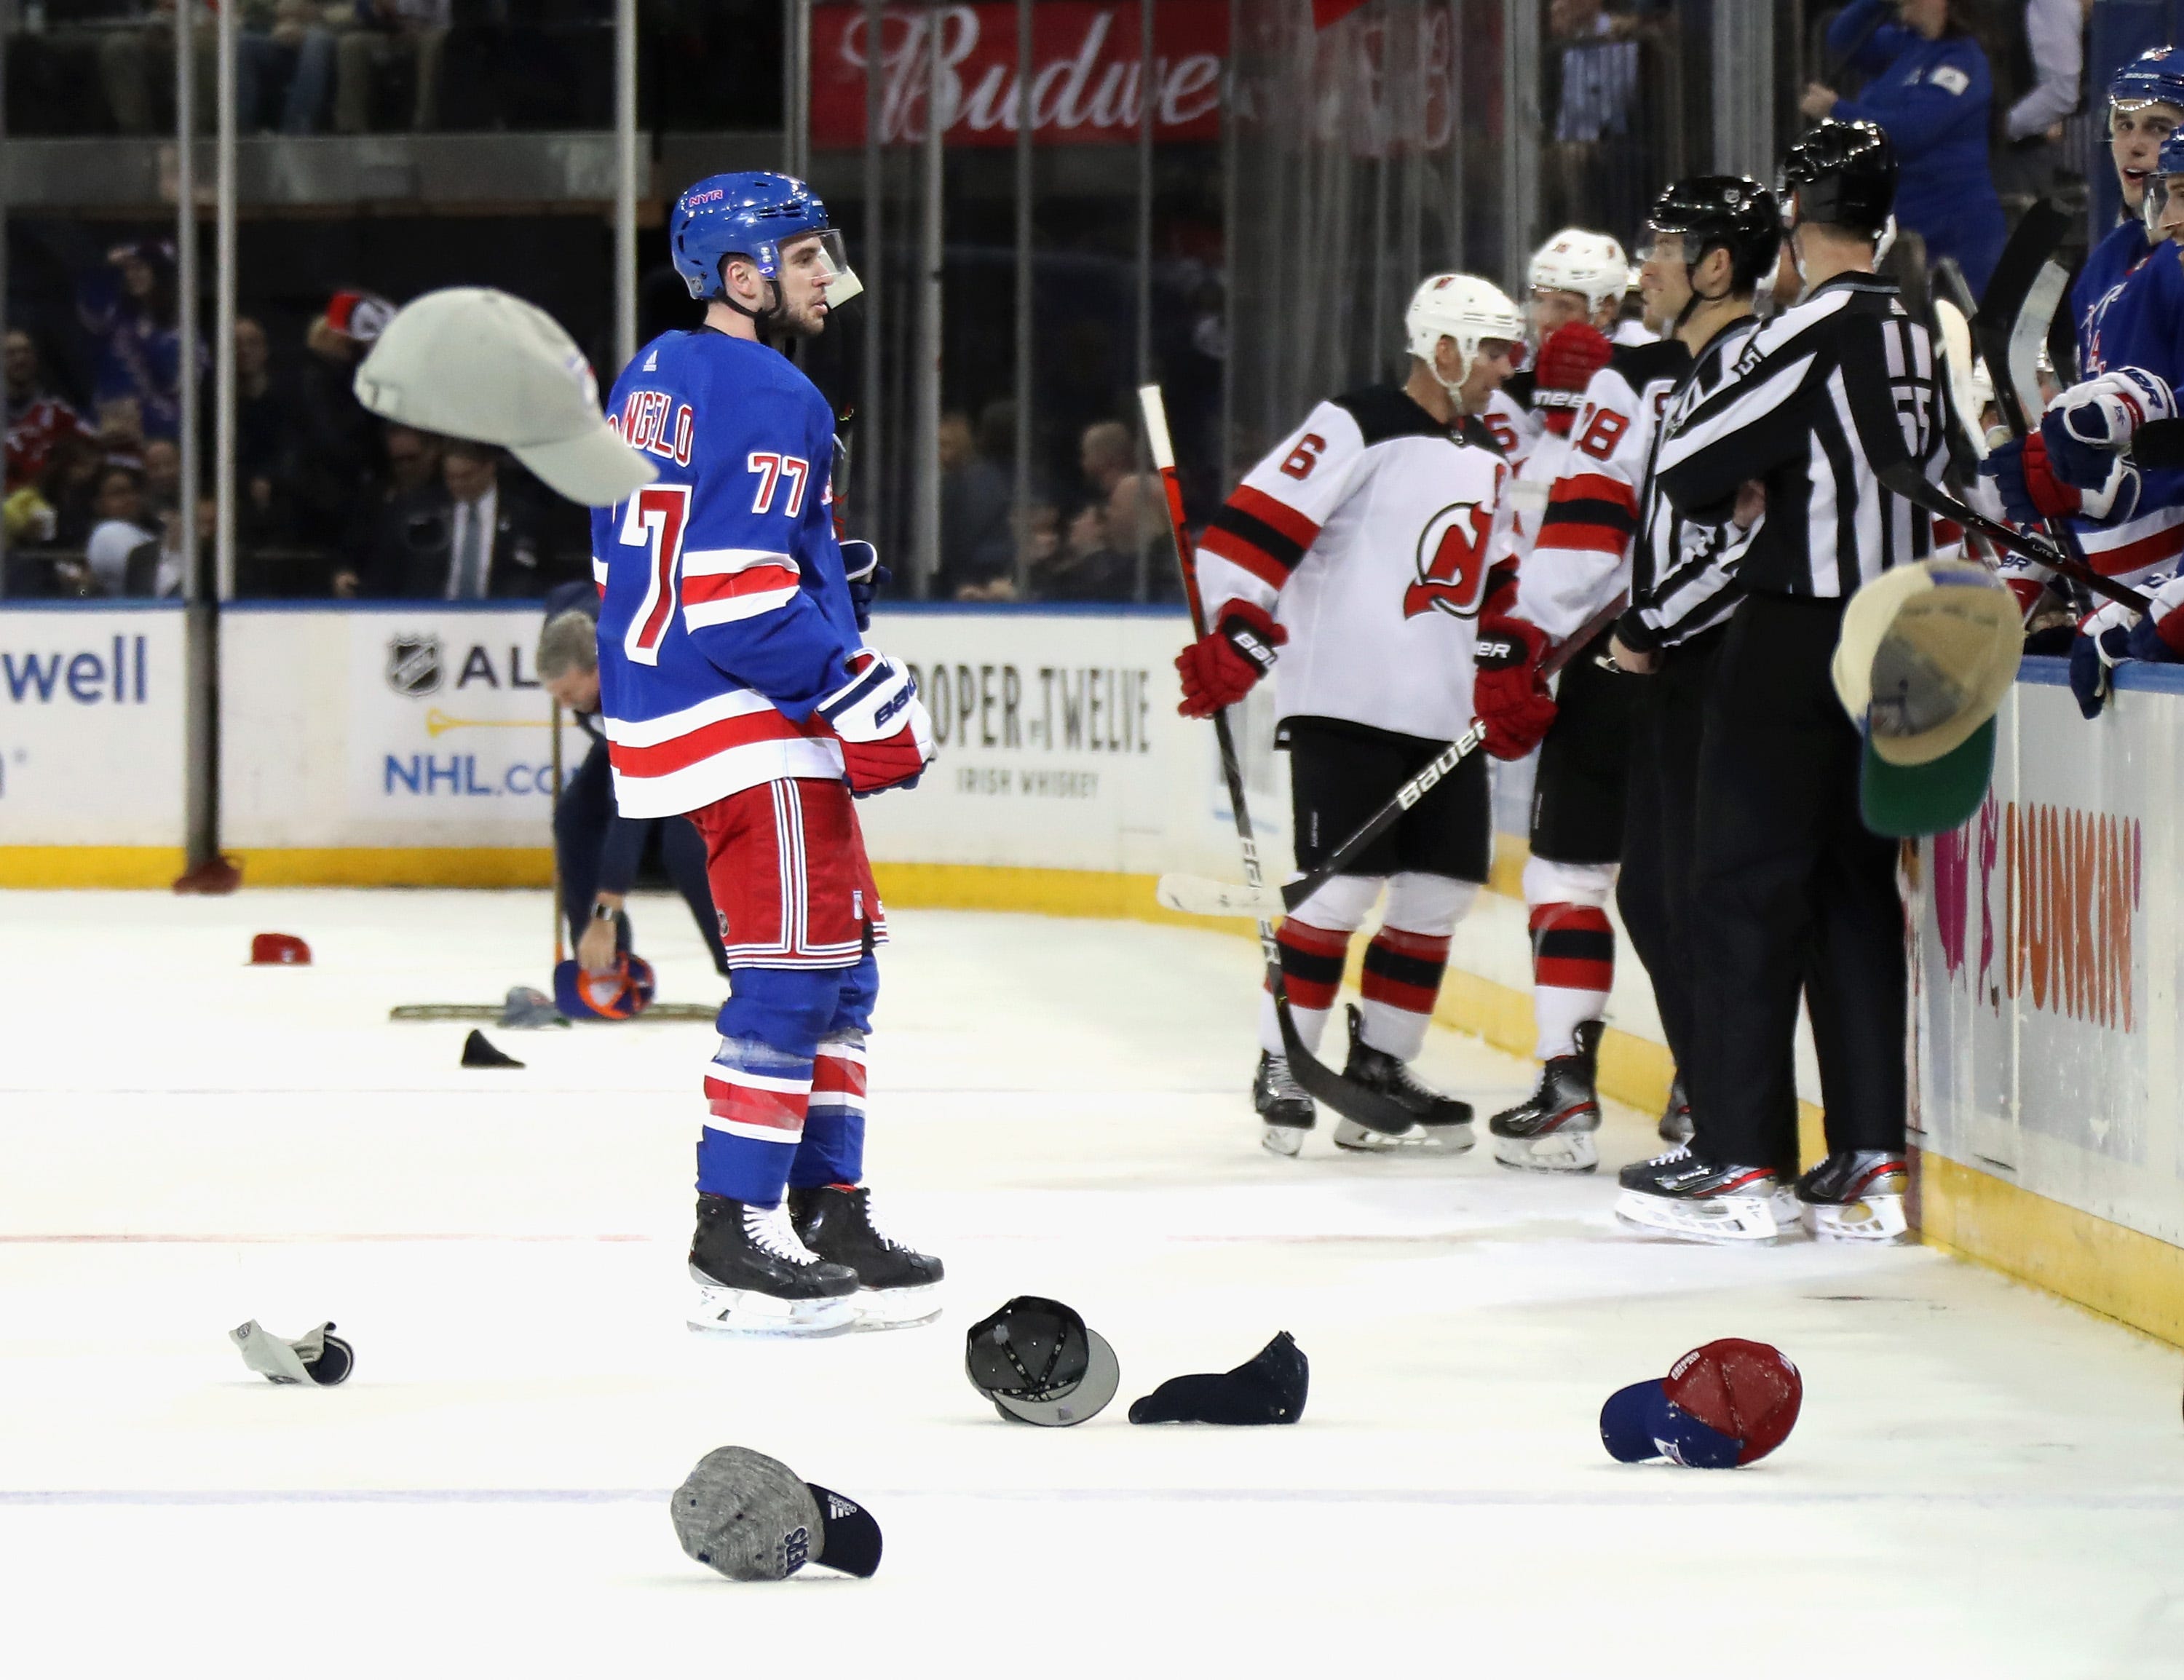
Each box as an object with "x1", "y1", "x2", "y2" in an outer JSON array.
[
  {"x1": 1634, "y1": 226, "x2": 1685, "y2": 263},
  {"x1": 778, "y1": 229, "x2": 864, "y2": 305},
  {"x1": 2148, "y1": 172, "x2": 2184, "y2": 239}
]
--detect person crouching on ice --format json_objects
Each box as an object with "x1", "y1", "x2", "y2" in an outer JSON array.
[
  {"x1": 1177, "y1": 274, "x2": 1527, "y2": 1157},
  {"x1": 595, "y1": 172, "x2": 941, "y2": 1334}
]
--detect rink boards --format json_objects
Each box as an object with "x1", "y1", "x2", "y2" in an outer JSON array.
[{"x1": 3, "y1": 602, "x2": 2182, "y2": 1343}]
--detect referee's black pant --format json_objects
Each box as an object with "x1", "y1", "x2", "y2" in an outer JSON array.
[{"x1": 1685, "y1": 592, "x2": 1906, "y2": 1173}]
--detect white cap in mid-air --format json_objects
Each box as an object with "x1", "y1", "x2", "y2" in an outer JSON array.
[
  {"x1": 1529, "y1": 228, "x2": 1633, "y2": 311},
  {"x1": 353, "y1": 287, "x2": 657, "y2": 508},
  {"x1": 1404, "y1": 273, "x2": 1527, "y2": 389}
]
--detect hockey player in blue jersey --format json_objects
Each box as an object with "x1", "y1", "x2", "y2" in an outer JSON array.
[
  {"x1": 593, "y1": 172, "x2": 943, "y2": 1335},
  {"x1": 2071, "y1": 48, "x2": 2184, "y2": 358},
  {"x1": 1986, "y1": 128, "x2": 2184, "y2": 716}
]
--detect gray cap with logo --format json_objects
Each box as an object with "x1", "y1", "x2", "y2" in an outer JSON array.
[
  {"x1": 352, "y1": 285, "x2": 657, "y2": 509},
  {"x1": 670, "y1": 1446, "x2": 883, "y2": 1581}
]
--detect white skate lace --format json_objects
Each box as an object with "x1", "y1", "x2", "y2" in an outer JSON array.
[
  {"x1": 1265, "y1": 1055, "x2": 1308, "y2": 1101},
  {"x1": 855, "y1": 1189, "x2": 917, "y2": 1256},
  {"x1": 1642, "y1": 1143, "x2": 1693, "y2": 1168},
  {"x1": 743, "y1": 1202, "x2": 824, "y2": 1267}
]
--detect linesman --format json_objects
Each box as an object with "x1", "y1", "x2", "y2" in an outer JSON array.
[{"x1": 1615, "y1": 122, "x2": 1949, "y2": 1248}]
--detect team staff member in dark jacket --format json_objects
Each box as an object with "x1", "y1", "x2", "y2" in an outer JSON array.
[
  {"x1": 537, "y1": 596, "x2": 729, "y2": 985},
  {"x1": 1803, "y1": 0, "x2": 2006, "y2": 294},
  {"x1": 1615, "y1": 123, "x2": 1950, "y2": 1249}
]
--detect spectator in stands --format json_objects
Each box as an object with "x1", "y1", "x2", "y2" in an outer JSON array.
[
  {"x1": 361, "y1": 440, "x2": 557, "y2": 599},
  {"x1": 333, "y1": 421, "x2": 441, "y2": 595},
  {"x1": 334, "y1": 0, "x2": 451, "y2": 132},
  {"x1": 1995, "y1": 0, "x2": 2088, "y2": 210},
  {"x1": 291, "y1": 289, "x2": 393, "y2": 548},
  {"x1": 45, "y1": 434, "x2": 110, "y2": 552},
  {"x1": 1078, "y1": 419, "x2": 1134, "y2": 502},
  {"x1": 1803, "y1": 0, "x2": 2008, "y2": 293},
  {"x1": 937, "y1": 407, "x2": 1014, "y2": 601},
  {"x1": 82, "y1": 465, "x2": 161, "y2": 595},
  {"x1": 5, "y1": 330, "x2": 91, "y2": 497},
  {"x1": 1033, "y1": 470, "x2": 1166, "y2": 601},
  {"x1": 76, "y1": 241, "x2": 194, "y2": 441},
  {"x1": 140, "y1": 437, "x2": 183, "y2": 524},
  {"x1": 98, "y1": 1, "x2": 336, "y2": 135}
]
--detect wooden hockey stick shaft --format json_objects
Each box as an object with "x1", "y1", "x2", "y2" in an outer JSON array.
[
  {"x1": 1139, "y1": 384, "x2": 1418, "y2": 1136},
  {"x1": 550, "y1": 699, "x2": 566, "y2": 967}
]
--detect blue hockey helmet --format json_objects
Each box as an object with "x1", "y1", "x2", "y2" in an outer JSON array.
[
  {"x1": 669, "y1": 172, "x2": 860, "y2": 309},
  {"x1": 2110, "y1": 45, "x2": 2184, "y2": 117},
  {"x1": 2146, "y1": 128, "x2": 2184, "y2": 236}
]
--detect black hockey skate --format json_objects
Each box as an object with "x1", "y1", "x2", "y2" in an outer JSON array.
[
  {"x1": 1794, "y1": 1151, "x2": 1910, "y2": 1245},
  {"x1": 789, "y1": 1184, "x2": 946, "y2": 1328},
  {"x1": 1254, "y1": 1050, "x2": 1315, "y2": 1157},
  {"x1": 1332, "y1": 1005, "x2": 1474, "y2": 1154},
  {"x1": 1613, "y1": 1145, "x2": 1799, "y2": 1245},
  {"x1": 1489, "y1": 1020, "x2": 1604, "y2": 1173},
  {"x1": 688, "y1": 1192, "x2": 859, "y2": 1336},
  {"x1": 1658, "y1": 1076, "x2": 1693, "y2": 1144}
]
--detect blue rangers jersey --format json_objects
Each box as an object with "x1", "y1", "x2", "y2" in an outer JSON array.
[
  {"x1": 2069, "y1": 237, "x2": 2184, "y2": 582},
  {"x1": 590, "y1": 330, "x2": 860, "y2": 820}
]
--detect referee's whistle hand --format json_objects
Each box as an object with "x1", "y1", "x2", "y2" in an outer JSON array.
[
  {"x1": 1610, "y1": 635, "x2": 1658, "y2": 675},
  {"x1": 1734, "y1": 480, "x2": 1767, "y2": 529}
]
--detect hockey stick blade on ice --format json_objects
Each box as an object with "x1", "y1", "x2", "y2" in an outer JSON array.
[
  {"x1": 1139, "y1": 383, "x2": 1417, "y2": 1141},
  {"x1": 1157, "y1": 593, "x2": 1627, "y2": 922},
  {"x1": 1875, "y1": 461, "x2": 2152, "y2": 612}
]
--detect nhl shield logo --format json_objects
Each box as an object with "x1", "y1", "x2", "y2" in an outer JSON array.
[{"x1": 386, "y1": 635, "x2": 443, "y2": 697}]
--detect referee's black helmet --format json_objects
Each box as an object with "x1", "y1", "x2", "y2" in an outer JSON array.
[
  {"x1": 1778, "y1": 120, "x2": 1899, "y2": 237},
  {"x1": 1645, "y1": 175, "x2": 1782, "y2": 296}
]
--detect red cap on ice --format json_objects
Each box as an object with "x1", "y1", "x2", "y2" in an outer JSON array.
[
  {"x1": 250, "y1": 932, "x2": 312, "y2": 966},
  {"x1": 1661, "y1": 1338, "x2": 1803, "y2": 1465}
]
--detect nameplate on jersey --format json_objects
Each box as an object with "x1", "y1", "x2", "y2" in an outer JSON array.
[{"x1": 616, "y1": 389, "x2": 697, "y2": 468}]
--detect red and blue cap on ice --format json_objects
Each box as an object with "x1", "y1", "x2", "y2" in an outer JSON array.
[
  {"x1": 1600, "y1": 1338, "x2": 1803, "y2": 1469},
  {"x1": 553, "y1": 953, "x2": 657, "y2": 1021}
]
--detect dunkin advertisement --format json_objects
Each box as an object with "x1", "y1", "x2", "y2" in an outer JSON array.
[{"x1": 810, "y1": 1, "x2": 1226, "y2": 148}]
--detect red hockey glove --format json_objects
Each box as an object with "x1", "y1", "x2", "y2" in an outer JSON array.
[
  {"x1": 1532, "y1": 322, "x2": 1615, "y2": 437},
  {"x1": 1176, "y1": 601, "x2": 1286, "y2": 718},
  {"x1": 818, "y1": 651, "x2": 935, "y2": 796},
  {"x1": 1471, "y1": 610, "x2": 1557, "y2": 760}
]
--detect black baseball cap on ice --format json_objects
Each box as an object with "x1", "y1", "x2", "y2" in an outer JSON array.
[{"x1": 965, "y1": 1296, "x2": 1120, "y2": 1427}]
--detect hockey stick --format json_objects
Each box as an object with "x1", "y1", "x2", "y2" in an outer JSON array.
[
  {"x1": 1875, "y1": 461, "x2": 2153, "y2": 612},
  {"x1": 1971, "y1": 199, "x2": 2112, "y2": 606},
  {"x1": 1157, "y1": 591, "x2": 1629, "y2": 922},
  {"x1": 1139, "y1": 383, "x2": 1417, "y2": 1142},
  {"x1": 550, "y1": 698, "x2": 566, "y2": 967}
]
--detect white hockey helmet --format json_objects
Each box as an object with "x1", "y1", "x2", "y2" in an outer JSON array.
[
  {"x1": 1405, "y1": 273, "x2": 1527, "y2": 391},
  {"x1": 1528, "y1": 229, "x2": 1631, "y2": 312}
]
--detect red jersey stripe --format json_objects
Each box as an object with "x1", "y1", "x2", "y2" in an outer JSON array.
[
  {"x1": 609, "y1": 708, "x2": 828, "y2": 780},
  {"x1": 1532, "y1": 521, "x2": 1629, "y2": 555},
  {"x1": 1198, "y1": 526, "x2": 1291, "y2": 590},
  {"x1": 683, "y1": 564, "x2": 799, "y2": 606},
  {"x1": 1230, "y1": 485, "x2": 1322, "y2": 551},
  {"x1": 1546, "y1": 472, "x2": 1638, "y2": 511}
]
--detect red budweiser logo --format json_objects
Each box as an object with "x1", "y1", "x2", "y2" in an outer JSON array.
[{"x1": 811, "y1": 1, "x2": 1225, "y2": 148}]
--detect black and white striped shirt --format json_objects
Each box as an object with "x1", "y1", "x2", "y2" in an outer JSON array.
[
  {"x1": 1654, "y1": 272, "x2": 1951, "y2": 598},
  {"x1": 1621, "y1": 315, "x2": 1765, "y2": 650}
]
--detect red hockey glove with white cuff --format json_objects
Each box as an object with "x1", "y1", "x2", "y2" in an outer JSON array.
[
  {"x1": 1532, "y1": 322, "x2": 1614, "y2": 437},
  {"x1": 819, "y1": 651, "x2": 934, "y2": 796},
  {"x1": 1982, "y1": 432, "x2": 2081, "y2": 524},
  {"x1": 1176, "y1": 601, "x2": 1286, "y2": 718},
  {"x1": 1471, "y1": 609, "x2": 1558, "y2": 760}
]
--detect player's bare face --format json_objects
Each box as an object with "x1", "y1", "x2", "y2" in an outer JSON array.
[
  {"x1": 1456, "y1": 339, "x2": 1519, "y2": 413},
  {"x1": 1637, "y1": 234, "x2": 1692, "y2": 327},
  {"x1": 774, "y1": 235, "x2": 834, "y2": 338},
  {"x1": 2158, "y1": 173, "x2": 2184, "y2": 244},
  {"x1": 2110, "y1": 103, "x2": 2181, "y2": 210},
  {"x1": 1528, "y1": 288, "x2": 1590, "y2": 338}
]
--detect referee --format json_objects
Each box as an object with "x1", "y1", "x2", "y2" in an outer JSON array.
[
  {"x1": 1615, "y1": 122, "x2": 1949, "y2": 1248},
  {"x1": 1605, "y1": 175, "x2": 1784, "y2": 1148}
]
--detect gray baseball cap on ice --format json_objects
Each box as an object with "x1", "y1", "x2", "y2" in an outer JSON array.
[
  {"x1": 352, "y1": 286, "x2": 657, "y2": 508},
  {"x1": 670, "y1": 1446, "x2": 883, "y2": 1581}
]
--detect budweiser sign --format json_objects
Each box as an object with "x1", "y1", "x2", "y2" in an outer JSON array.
[{"x1": 811, "y1": 1, "x2": 1226, "y2": 148}]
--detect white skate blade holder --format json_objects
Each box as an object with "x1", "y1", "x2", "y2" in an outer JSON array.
[
  {"x1": 1261, "y1": 1123, "x2": 1305, "y2": 1157},
  {"x1": 852, "y1": 1284, "x2": 944, "y2": 1331},
  {"x1": 1332, "y1": 1117, "x2": 1474, "y2": 1155},
  {"x1": 1806, "y1": 1192, "x2": 1910, "y2": 1245},
  {"x1": 1614, "y1": 1186, "x2": 1802, "y2": 1245},
  {"x1": 688, "y1": 1275, "x2": 860, "y2": 1339},
  {"x1": 1491, "y1": 1130, "x2": 1600, "y2": 1174}
]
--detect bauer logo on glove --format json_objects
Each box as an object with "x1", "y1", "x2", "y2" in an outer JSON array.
[{"x1": 818, "y1": 650, "x2": 935, "y2": 796}]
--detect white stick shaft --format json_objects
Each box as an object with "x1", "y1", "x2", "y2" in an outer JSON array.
[{"x1": 1138, "y1": 382, "x2": 1176, "y2": 470}]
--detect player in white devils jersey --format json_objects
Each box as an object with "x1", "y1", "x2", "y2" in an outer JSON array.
[{"x1": 1175, "y1": 274, "x2": 1525, "y2": 1154}]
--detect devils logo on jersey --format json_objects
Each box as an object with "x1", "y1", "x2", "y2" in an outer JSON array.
[{"x1": 1402, "y1": 499, "x2": 1496, "y2": 619}]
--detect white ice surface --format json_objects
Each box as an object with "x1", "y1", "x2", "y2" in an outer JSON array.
[{"x1": 1, "y1": 889, "x2": 2181, "y2": 1679}]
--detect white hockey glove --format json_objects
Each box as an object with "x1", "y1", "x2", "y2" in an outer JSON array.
[{"x1": 818, "y1": 651, "x2": 934, "y2": 796}]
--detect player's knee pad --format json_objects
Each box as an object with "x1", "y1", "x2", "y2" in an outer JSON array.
[
  {"x1": 717, "y1": 964, "x2": 855, "y2": 1060},
  {"x1": 1522, "y1": 855, "x2": 1617, "y2": 911},
  {"x1": 1283, "y1": 872, "x2": 1383, "y2": 933},
  {"x1": 820, "y1": 952, "x2": 879, "y2": 1045},
  {"x1": 1380, "y1": 871, "x2": 1478, "y2": 938}
]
